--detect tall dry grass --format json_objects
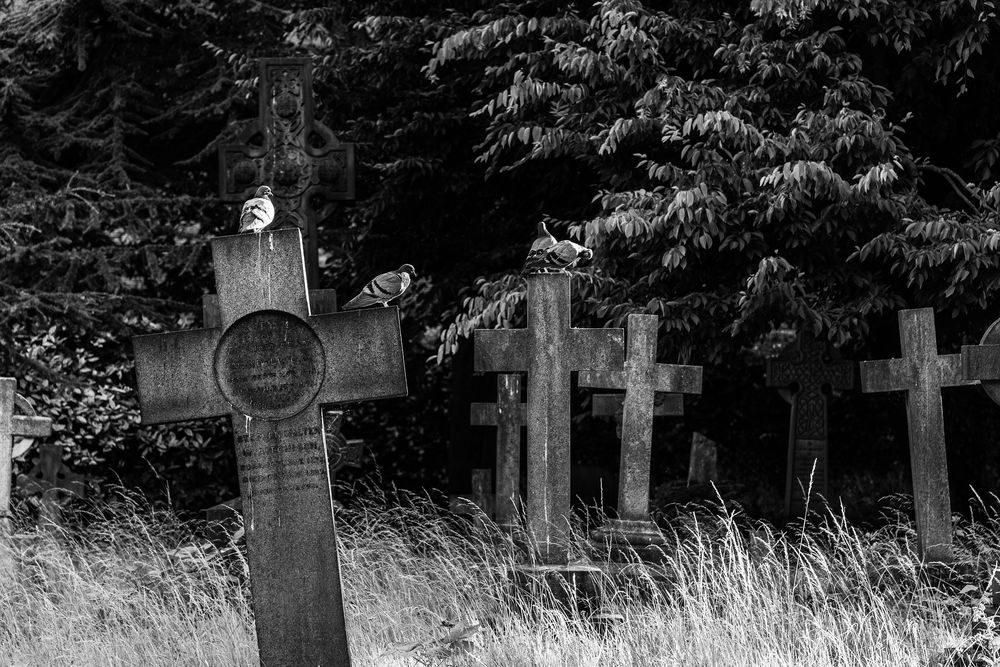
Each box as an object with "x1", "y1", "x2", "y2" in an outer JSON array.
[{"x1": 1, "y1": 488, "x2": 997, "y2": 666}]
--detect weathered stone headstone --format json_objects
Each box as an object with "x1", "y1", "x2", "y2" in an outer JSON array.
[
  {"x1": 475, "y1": 273, "x2": 624, "y2": 563},
  {"x1": 860, "y1": 308, "x2": 973, "y2": 561},
  {"x1": 469, "y1": 374, "x2": 526, "y2": 526},
  {"x1": 590, "y1": 392, "x2": 683, "y2": 438},
  {"x1": 579, "y1": 314, "x2": 702, "y2": 545},
  {"x1": 0, "y1": 379, "x2": 51, "y2": 533},
  {"x1": 218, "y1": 57, "x2": 354, "y2": 287},
  {"x1": 687, "y1": 432, "x2": 718, "y2": 486},
  {"x1": 766, "y1": 336, "x2": 854, "y2": 516},
  {"x1": 132, "y1": 228, "x2": 406, "y2": 666},
  {"x1": 17, "y1": 443, "x2": 87, "y2": 529}
]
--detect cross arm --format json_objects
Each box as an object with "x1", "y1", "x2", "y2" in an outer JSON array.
[
  {"x1": 474, "y1": 329, "x2": 530, "y2": 373},
  {"x1": 312, "y1": 307, "x2": 408, "y2": 404},
  {"x1": 132, "y1": 328, "x2": 228, "y2": 424},
  {"x1": 859, "y1": 358, "x2": 908, "y2": 394},
  {"x1": 578, "y1": 370, "x2": 625, "y2": 390},
  {"x1": 962, "y1": 344, "x2": 1000, "y2": 382},
  {"x1": 11, "y1": 416, "x2": 51, "y2": 438},
  {"x1": 470, "y1": 403, "x2": 499, "y2": 426},
  {"x1": 568, "y1": 328, "x2": 624, "y2": 372},
  {"x1": 938, "y1": 353, "x2": 978, "y2": 387},
  {"x1": 655, "y1": 364, "x2": 703, "y2": 395}
]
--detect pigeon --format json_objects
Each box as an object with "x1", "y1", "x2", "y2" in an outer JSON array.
[
  {"x1": 343, "y1": 264, "x2": 417, "y2": 309},
  {"x1": 238, "y1": 185, "x2": 276, "y2": 233},
  {"x1": 521, "y1": 220, "x2": 594, "y2": 274},
  {"x1": 521, "y1": 221, "x2": 557, "y2": 274}
]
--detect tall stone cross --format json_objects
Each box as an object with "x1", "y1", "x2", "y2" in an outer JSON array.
[
  {"x1": 766, "y1": 336, "x2": 854, "y2": 516},
  {"x1": 469, "y1": 374, "x2": 527, "y2": 526},
  {"x1": 0, "y1": 379, "x2": 52, "y2": 533},
  {"x1": 579, "y1": 314, "x2": 702, "y2": 544},
  {"x1": 475, "y1": 273, "x2": 624, "y2": 563},
  {"x1": 218, "y1": 57, "x2": 355, "y2": 288},
  {"x1": 860, "y1": 308, "x2": 973, "y2": 562},
  {"x1": 132, "y1": 228, "x2": 407, "y2": 667}
]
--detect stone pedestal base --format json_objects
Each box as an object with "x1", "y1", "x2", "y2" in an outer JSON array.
[
  {"x1": 590, "y1": 518, "x2": 667, "y2": 561},
  {"x1": 510, "y1": 562, "x2": 604, "y2": 614}
]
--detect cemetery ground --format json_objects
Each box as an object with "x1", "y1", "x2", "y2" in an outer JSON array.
[{"x1": 1, "y1": 486, "x2": 999, "y2": 666}]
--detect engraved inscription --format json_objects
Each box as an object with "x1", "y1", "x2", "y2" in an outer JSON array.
[
  {"x1": 236, "y1": 424, "x2": 328, "y2": 499},
  {"x1": 215, "y1": 310, "x2": 325, "y2": 420}
]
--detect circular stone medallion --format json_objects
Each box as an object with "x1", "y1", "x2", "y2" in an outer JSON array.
[{"x1": 214, "y1": 310, "x2": 325, "y2": 420}]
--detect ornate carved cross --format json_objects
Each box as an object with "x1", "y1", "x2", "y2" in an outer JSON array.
[
  {"x1": 219, "y1": 57, "x2": 355, "y2": 287},
  {"x1": 766, "y1": 336, "x2": 854, "y2": 516}
]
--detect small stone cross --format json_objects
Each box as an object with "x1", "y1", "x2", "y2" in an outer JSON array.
[
  {"x1": 219, "y1": 57, "x2": 355, "y2": 288},
  {"x1": 475, "y1": 273, "x2": 624, "y2": 563},
  {"x1": 132, "y1": 228, "x2": 407, "y2": 666},
  {"x1": 0, "y1": 379, "x2": 52, "y2": 532},
  {"x1": 323, "y1": 409, "x2": 366, "y2": 478},
  {"x1": 860, "y1": 308, "x2": 974, "y2": 561},
  {"x1": 17, "y1": 443, "x2": 87, "y2": 529},
  {"x1": 579, "y1": 313, "x2": 702, "y2": 545},
  {"x1": 766, "y1": 336, "x2": 854, "y2": 516},
  {"x1": 469, "y1": 374, "x2": 526, "y2": 526}
]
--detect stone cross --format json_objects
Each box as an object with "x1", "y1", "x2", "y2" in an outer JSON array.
[
  {"x1": 219, "y1": 57, "x2": 355, "y2": 288},
  {"x1": 17, "y1": 443, "x2": 87, "y2": 529},
  {"x1": 860, "y1": 308, "x2": 973, "y2": 562},
  {"x1": 0, "y1": 379, "x2": 52, "y2": 533},
  {"x1": 474, "y1": 273, "x2": 624, "y2": 563},
  {"x1": 469, "y1": 374, "x2": 526, "y2": 526},
  {"x1": 579, "y1": 313, "x2": 702, "y2": 544},
  {"x1": 590, "y1": 392, "x2": 684, "y2": 438},
  {"x1": 323, "y1": 409, "x2": 366, "y2": 479},
  {"x1": 132, "y1": 228, "x2": 407, "y2": 667},
  {"x1": 687, "y1": 432, "x2": 718, "y2": 486},
  {"x1": 766, "y1": 336, "x2": 854, "y2": 516}
]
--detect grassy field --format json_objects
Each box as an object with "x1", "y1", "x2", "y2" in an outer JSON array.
[{"x1": 0, "y1": 489, "x2": 997, "y2": 666}]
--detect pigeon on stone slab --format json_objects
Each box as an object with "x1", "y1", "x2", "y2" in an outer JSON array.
[
  {"x1": 521, "y1": 221, "x2": 558, "y2": 274},
  {"x1": 237, "y1": 185, "x2": 276, "y2": 233},
  {"x1": 343, "y1": 264, "x2": 417, "y2": 309},
  {"x1": 522, "y1": 220, "x2": 593, "y2": 274}
]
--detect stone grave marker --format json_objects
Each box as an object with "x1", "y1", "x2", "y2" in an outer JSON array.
[
  {"x1": 579, "y1": 313, "x2": 702, "y2": 545},
  {"x1": 475, "y1": 273, "x2": 624, "y2": 563},
  {"x1": 687, "y1": 432, "x2": 718, "y2": 486},
  {"x1": 766, "y1": 335, "x2": 854, "y2": 516},
  {"x1": 469, "y1": 374, "x2": 526, "y2": 526},
  {"x1": 17, "y1": 443, "x2": 87, "y2": 529},
  {"x1": 0, "y1": 379, "x2": 52, "y2": 533},
  {"x1": 590, "y1": 392, "x2": 683, "y2": 438},
  {"x1": 860, "y1": 308, "x2": 974, "y2": 561},
  {"x1": 132, "y1": 228, "x2": 407, "y2": 666},
  {"x1": 218, "y1": 56, "x2": 354, "y2": 288}
]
